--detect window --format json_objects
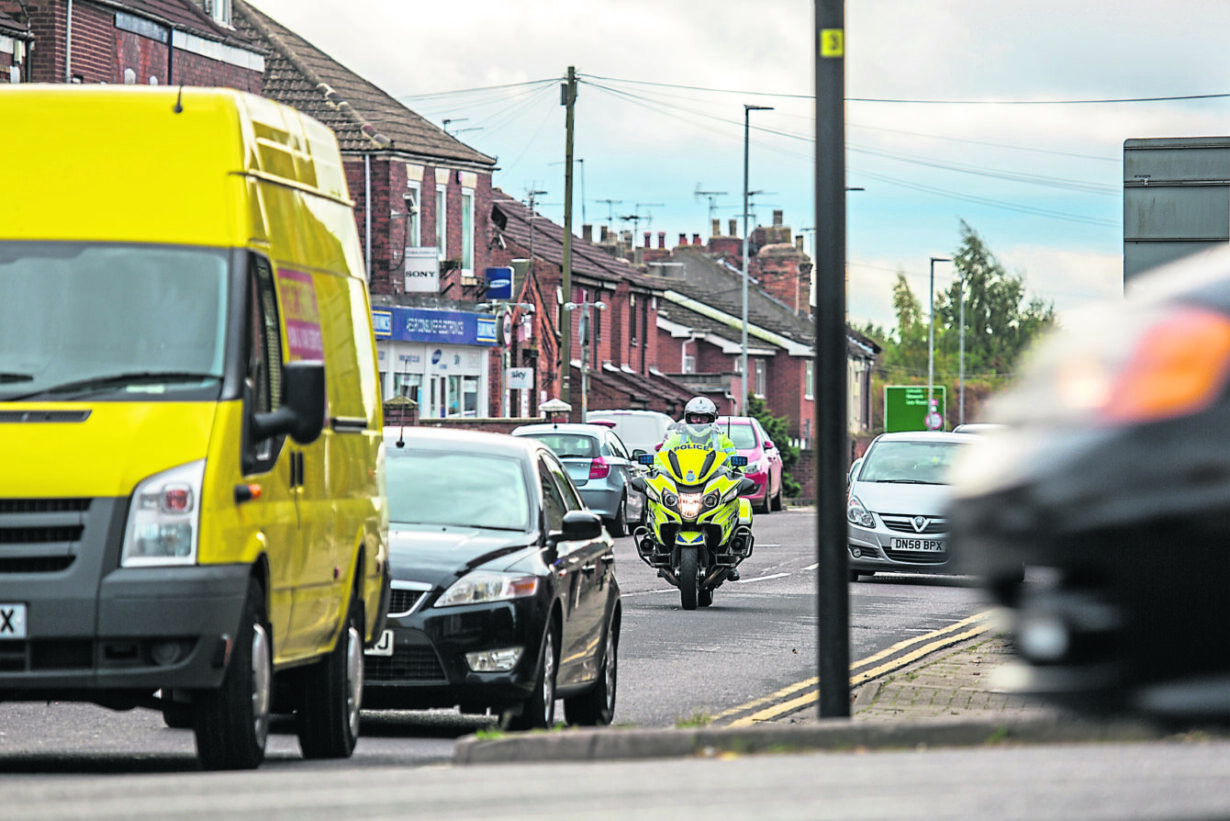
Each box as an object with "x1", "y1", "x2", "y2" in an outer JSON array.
[
  {"x1": 393, "y1": 372, "x2": 421, "y2": 403},
  {"x1": 204, "y1": 0, "x2": 232, "y2": 26},
  {"x1": 460, "y1": 188, "x2": 474, "y2": 275},
  {"x1": 805, "y1": 359, "x2": 814, "y2": 400},
  {"x1": 539, "y1": 457, "x2": 566, "y2": 533},
  {"x1": 436, "y1": 184, "x2": 448, "y2": 261},
  {"x1": 123, "y1": 68, "x2": 136, "y2": 84},
  {"x1": 244, "y1": 255, "x2": 282, "y2": 473},
  {"x1": 754, "y1": 359, "x2": 767, "y2": 398},
  {"x1": 405, "y1": 181, "x2": 420, "y2": 248},
  {"x1": 629, "y1": 294, "x2": 637, "y2": 347}
]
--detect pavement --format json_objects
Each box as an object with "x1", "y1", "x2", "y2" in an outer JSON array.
[{"x1": 452, "y1": 630, "x2": 1201, "y2": 765}]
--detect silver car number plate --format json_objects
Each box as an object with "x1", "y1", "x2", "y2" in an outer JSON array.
[
  {"x1": 364, "y1": 628, "x2": 394, "y2": 657},
  {"x1": 0, "y1": 604, "x2": 27, "y2": 639},
  {"x1": 891, "y1": 538, "x2": 945, "y2": 552}
]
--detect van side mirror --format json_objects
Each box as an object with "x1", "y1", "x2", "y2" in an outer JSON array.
[{"x1": 250, "y1": 361, "x2": 326, "y2": 445}]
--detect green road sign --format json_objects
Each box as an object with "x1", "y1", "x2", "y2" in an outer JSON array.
[{"x1": 884, "y1": 385, "x2": 947, "y2": 432}]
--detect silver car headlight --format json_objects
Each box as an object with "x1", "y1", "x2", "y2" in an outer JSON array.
[
  {"x1": 121, "y1": 460, "x2": 205, "y2": 567},
  {"x1": 434, "y1": 571, "x2": 540, "y2": 608},
  {"x1": 847, "y1": 494, "x2": 875, "y2": 528}
]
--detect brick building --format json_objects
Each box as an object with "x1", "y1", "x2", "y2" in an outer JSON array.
[
  {"x1": 0, "y1": 0, "x2": 263, "y2": 89},
  {"x1": 487, "y1": 190, "x2": 694, "y2": 421},
  {"x1": 0, "y1": 7, "x2": 31, "y2": 81}
]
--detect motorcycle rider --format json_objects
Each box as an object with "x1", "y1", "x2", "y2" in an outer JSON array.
[{"x1": 661, "y1": 396, "x2": 743, "y2": 580}]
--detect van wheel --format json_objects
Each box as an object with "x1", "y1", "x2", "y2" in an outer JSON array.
[
  {"x1": 193, "y1": 578, "x2": 271, "y2": 770},
  {"x1": 296, "y1": 591, "x2": 363, "y2": 759}
]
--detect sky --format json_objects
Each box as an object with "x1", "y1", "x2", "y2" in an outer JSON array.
[{"x1": 245, "y1": 0, "x2": 1230, "y2": 331}]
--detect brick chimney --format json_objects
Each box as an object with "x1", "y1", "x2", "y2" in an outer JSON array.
[
  {"x1": 582, "y1": 224, "x2": 593, "y2": 242},
  {"x1": 712, "y1": 219, "x2": 721, "y2": 237},
  {"x1": 773, "y1": 209, "x2": 784, "y2": 227},
  {"x1": 644, "y1": 231, "x2": 652, "y2": 248},
  {"x1": 729, "y1": 218, "x2": 737, "y2": 237},
  {"x1": 601, "y1": 226, "x2": 610, "y2": 242},
  {"x1": 678, "y1": 233, "x2": 687, "y2": 246},
  {"x1": 692, "y1": 233, "x2": 702, "y2": 245},
  {"x1": 658, "y1": 231, "x2": 666, "y2": 249},
  {"x1": 753, "y1": 246, "x2": 813, "y2": 317}
]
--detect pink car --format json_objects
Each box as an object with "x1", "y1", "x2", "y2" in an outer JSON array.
[{"x1": 715, "y1": 416, "x2": 784, "y2": 514}]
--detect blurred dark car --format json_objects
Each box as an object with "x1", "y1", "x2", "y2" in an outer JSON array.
[
  {"x1": 363, "y1": 428, "x2": 620, "y2": 730},
  {"x1": 948, "y1": 250, "x2": 1230, "y2": 720},
  {"x1": 511, "y1": 422, "x2": 646, "y2": 536}
]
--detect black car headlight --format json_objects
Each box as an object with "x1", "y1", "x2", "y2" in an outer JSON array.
[{"x1": 434, "y1": 571, "x2": 540, "y2": 608}]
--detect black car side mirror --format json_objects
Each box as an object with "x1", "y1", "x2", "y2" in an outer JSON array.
[
  {"x1": 250, "y1": 361, "x2": 326, "y2": 445},
  {"x1": 553, "y1": 510, "x2": 603, "y2": 544}
]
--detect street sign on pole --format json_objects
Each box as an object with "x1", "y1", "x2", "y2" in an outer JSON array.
[{"x1": 884, "y1": 385, "x2": 947, "y2": 433}]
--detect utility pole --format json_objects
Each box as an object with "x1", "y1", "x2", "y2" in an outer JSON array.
[{"x1": 560, "y1": 66, "x2": 577, "y2": 411}]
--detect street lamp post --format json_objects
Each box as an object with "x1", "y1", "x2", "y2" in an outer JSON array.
[
  {"x1": 958, "y1": 275, "x2": 965, "y2": 427},
  {"x1": 741, "y1": 103, "x2": 773, "y2": 415},
  {"x1": 928, "y1": 256, "x2": 951, "y2": 420}
]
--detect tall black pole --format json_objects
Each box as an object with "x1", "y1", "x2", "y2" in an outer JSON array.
[
  {"x1": 815, "y1": 0, "x2": 849, "y2": 718},
  {"x1": 560, "y1": 66, "x2": 577, "y2": 412}
]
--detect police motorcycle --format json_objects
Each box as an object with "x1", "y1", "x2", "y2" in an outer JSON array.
[{"x1": 630, "y1": 442, "x2": 758, "y2": 610}]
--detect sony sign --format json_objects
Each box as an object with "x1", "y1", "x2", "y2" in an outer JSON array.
[{"x1": 404, "y1": 247, "x2": 440, "y2": 293}]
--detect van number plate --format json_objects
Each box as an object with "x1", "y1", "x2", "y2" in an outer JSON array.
[
  {"x1": 364, "y1": 629, "x2": 394, "y2": 657},
  {"x1": 891, "y1": 538, "x2": 945, "y2": 553},
  {"x1": 0, "y1": 604, "x2": 27, "y2": 639}
]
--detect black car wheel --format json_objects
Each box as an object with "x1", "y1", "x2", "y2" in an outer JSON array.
[
  {"x1": 608, "y1": 493, "x2": 629, "y2": 538},
  {"x1": 296, "y1": 588, "x2": 364, "y2": 759},
  {"x1": 564, "y1": 616, "x2": 618, "y2": 726},
  {"x1": 504, "y1": 621, "x2": 558, "y2": 731},
  {"x1": 194, "y1": 577, "x2": 272, "y2": 770}
]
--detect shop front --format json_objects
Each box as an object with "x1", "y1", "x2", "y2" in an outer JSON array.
[{"x1": 373, "y1": 306, "x2": 497, "y2": 418}]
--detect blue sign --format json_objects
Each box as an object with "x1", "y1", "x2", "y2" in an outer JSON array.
[
  {"x1": 372, "y1": 309, "x2": 393, "y2": 339},
  {"x1": 372, "y1": 307, "x2": 498, "y2": 347},
  {"x1": 484, "y1": 267, "x2": 514, "y2": 300}
]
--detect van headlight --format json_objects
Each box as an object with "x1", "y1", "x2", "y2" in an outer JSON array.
[
  {"x1": 121, "y1": 460, "x2": 205, "y2": 567},
  {"x1": 847, "y1": 495, "x2": 875, "y2": 528}
]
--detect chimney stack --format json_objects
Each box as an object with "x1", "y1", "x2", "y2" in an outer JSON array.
[
  {"x1": 692, "y1": 233, "x2": 702, "y2": 246},
  {"x1": 712, "y1": 219, "x2": 721, "y2": 237},
  {"x1": 796, "y1": 235, "x2": 804, "y2": 252},
  {"x1": 773, "y1": 209, "x2": 784, "y2": 227},
  {"x1": 658, "y1": 231, "x2": 666, "y2": 249},
  {"x1": 644, "y1": 231, "x2": 651, "y2": 248},
  {"x1": 582, "y1": 224, "x2": 593, "y2": 243},
  {"x1": 729, "y1": 218, "x2": 737, "y2": 237},
  {"x1": 601, "y1": 226, "x2": 610, "y2": 242},
  {"x1": 678, "y1": 233, "x2": 687, "y2": 246}
]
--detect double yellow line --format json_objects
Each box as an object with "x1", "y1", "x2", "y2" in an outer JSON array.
[{"x1": 714, "y1": 610, "x2": 995, "y2": 728}]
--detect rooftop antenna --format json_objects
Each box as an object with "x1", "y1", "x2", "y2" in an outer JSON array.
[
  {"x1": 694, "y1": 184, "x2": 728, "y2": 226},
  {"x1": 595, "y1": 198, "x2": 623, "y2": 230},
  {"x1": 173, "y1": 85, "x2": 184, "y2": 114}
]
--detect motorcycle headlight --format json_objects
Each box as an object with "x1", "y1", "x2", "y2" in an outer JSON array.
[
  {"x1": 678, "y1": 492, "x2": 703, "y2": 519},
  {"x1": 662, "y1": 490, "x2": 679, "y2": 508},
  {"x1": 702, "y1": 492, "x2": 720, "y2": 509},
  {"x1": 434, "y1": 571, "x2": 540, "y2": 608},
  {"x1": 847, "y1": 494, "x2": 875, "y2": 528},
  {"x1": 121, "y1": 460, "x2": 204, "y2": 567}
]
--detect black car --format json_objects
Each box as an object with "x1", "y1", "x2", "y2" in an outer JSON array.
[
  {"x1": 948, "y1": 247, "x2": 1230, "y2": 720},
  {"x1": 363, "y1": 427, "x2": 620, "y2": 730}
]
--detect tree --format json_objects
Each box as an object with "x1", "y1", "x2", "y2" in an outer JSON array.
[{"x1": 867, "y1": 223, "x2": 1056, "y2": 427}]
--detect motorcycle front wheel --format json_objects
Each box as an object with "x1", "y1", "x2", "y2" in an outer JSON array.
[{"x1": 680, "y1": 548, "x2": 699, "y2": 610}]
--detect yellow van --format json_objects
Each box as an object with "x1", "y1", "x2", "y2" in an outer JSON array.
[{"x1": 0, "y1": 86, "x2": 389, "y2": 770}]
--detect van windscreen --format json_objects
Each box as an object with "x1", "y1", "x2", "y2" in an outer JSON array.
[{"x1": 0, "y1": 242, "x2": 228, "y2": 400}]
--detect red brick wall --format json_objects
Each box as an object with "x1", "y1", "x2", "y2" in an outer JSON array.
[
  {"x1": 64, "y1": 2, "x2": 113, "y2": 82},
  {"x1": 170, "y1": 49, "x2": 261, "y2": 92},
  {"x1": 116, "y1": 29, "x2": 168, "y2": 84},
  {"x1": 25, "y1": 1, "x2": 65, "y2": 83}
]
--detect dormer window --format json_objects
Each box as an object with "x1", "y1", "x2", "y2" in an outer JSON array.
[{"x1": 203, "y1": 0, "x2": 232, "y2": 26}]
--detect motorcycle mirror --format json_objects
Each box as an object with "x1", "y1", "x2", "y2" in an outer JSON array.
[
  {"x1": 629, "y1": 475, "x2": 647, "y2": 493},
  {"x1": 737, "y1": 477, "x2": 757, "y2": 496}
]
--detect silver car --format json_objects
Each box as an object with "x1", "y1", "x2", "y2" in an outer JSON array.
[
  {"x1": 846, "y1": 431, "x2": 971, "y2": 581},
  {"x1": 511, "y1": 422, "x2": 646, "y2": 536}
]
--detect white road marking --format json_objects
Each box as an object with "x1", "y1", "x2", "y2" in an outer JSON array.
[
  {"x1": 734, "y1": 572, "x2": 790, "y2": 584},
  {"x1": 803, "y1": 563, "x2": 818, "y2": 571}
]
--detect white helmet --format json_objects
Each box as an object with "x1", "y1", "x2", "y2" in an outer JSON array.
[{"x1": 682, "y1": 396, "x2": 718, "y2": 439}]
